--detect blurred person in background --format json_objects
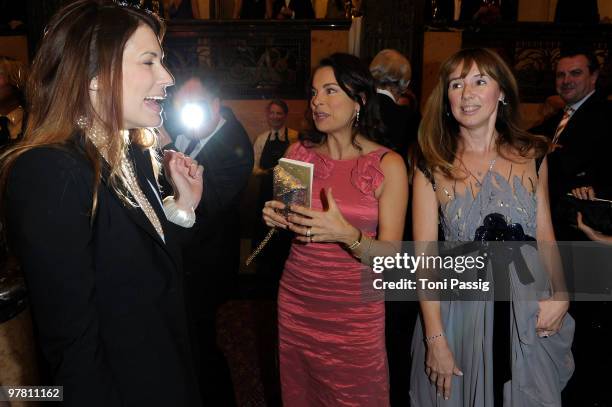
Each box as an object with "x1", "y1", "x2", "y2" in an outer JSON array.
[
  {"x1": 252, "y1": 99, "x2": 298, "y2": 282},
  {"x1": 161, "y1": 73, "x2": 253, "y2": 406},
  {"x1": 369, "y1": 48, "x2": 421, "y2": 406},
  {"x1": 530, "y1": 46, "x2": 612, "y2": 406},
  {"x1": 369, "y1": 49, "x2": 421, "y2": 165},
  {"x1": 0, "y1": 56, "x2": 27, "y2": 147}
]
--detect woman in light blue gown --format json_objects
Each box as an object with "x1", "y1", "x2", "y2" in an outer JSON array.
[{"x1": 410, "y1": 48, "x2": 574, "y2": 407}]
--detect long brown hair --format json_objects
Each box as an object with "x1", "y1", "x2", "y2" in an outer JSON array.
[
  {"x1": 0, "y1": 0, "x2": 164, "y2": 213},
  {"x1": 418, "y1": 48, "x2": 549, "y2": 178}
]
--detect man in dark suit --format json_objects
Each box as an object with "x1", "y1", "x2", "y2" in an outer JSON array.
[
  {"x1": 369, "y1": 49, "x2": 420, "y2": 165},
  {"x1": 163, "y1": 75, "x2": 254, "y2": 406},
  {"x1": 369, "y1": 49, "x2": 420, "y2": 407},
  {"x1": 369, "y1": 49, "x2": 420, "y2": 235},
  {"x1": 272, "y1": 0, "x2": 314, "y2": 19},
  {"x1": 531, "y1": 47, "x2": 612, "y2": 240},
  {"x1": 530, "y1": 47, "x2": 612, "y2": 406}
]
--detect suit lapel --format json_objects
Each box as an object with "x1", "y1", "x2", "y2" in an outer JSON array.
[
  {"x1": 558, "y1": 93, "x2": 598, "y2": 144},
  {"x1": 129, "y1": 144, "x2": 168, "y2": 232},
  {"x1": 194, "y1": 120, "x2": 226, "y2": 165},
  {"x1": 101, "y1": 145, "x2": 181, "y2": 270}
]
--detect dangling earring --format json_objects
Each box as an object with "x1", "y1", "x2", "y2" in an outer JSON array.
[
  {"x1": 76, "y1": 115, "x2": 89, "y2": 129},
  {"x1": 499, "y1": 97, "x2": 508, "y2": 106},
  {"x1": 354, "y1": 110, "x2": 360, "y2": 127},
  {"x1": 444, "y1": 104, "x2": 451, "y2": 117}
]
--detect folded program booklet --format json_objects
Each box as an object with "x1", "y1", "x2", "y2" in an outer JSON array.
[
  {"x1": 245, "y1": 157, "x2": 314, "y2": 266},
  {"x1": 273, "y1": 157, "x2": 313, "y2": 215}
]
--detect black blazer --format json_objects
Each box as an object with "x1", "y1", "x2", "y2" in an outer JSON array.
[
  {"x1": 5, "y1": 139, "x2": 201, "y2": 406},
  {"x1": 376, "y1": 92, "x2": 420, "y2": 162},
  {"x1": 530, "y1": 92, "x2": 612, "y2": 238}
]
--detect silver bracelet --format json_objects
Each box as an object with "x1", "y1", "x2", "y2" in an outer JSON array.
[
  {"x1": 163, "y1": 196, "x2": 196, "y2": 228},
  {"x1": 424, "y1": 332, "x2": 445, "y2": 343}
]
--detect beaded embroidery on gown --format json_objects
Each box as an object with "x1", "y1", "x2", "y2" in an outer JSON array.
[{"x1": 410, "y1": 162, "x2": 575, "y2": 407}]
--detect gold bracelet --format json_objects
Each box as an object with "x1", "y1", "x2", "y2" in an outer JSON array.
[{"x1": 346, "y1": 229, "x2": 363, "y2": 250}]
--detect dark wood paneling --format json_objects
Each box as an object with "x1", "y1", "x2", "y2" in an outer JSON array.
[{"x1": 361, "y1": 0, "x2": 426, "y2": 100}]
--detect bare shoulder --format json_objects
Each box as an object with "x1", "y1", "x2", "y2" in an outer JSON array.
[
  {"x1": 379, "y1": 149, "x2": 405, "y2": 171},
  {"x1": 357, "y1": 137, "x2": 383, "y2": 154},
  {"x1": 501, "y1": 144, "x2": 540, "y2": 166},
  {"x1": 357, "y1": 139, "x2": 405, "y2": 174}
]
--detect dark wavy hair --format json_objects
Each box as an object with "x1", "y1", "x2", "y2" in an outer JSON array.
[
  {"x1": 559, "y1": 45, "x2": 600, "y2": 73},
  {"x1": 300, "y1": 53, "x2": 384, "y2": 149}
]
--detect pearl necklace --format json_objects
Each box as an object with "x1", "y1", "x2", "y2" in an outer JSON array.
[{"x1": 84, "y1": 122, "x2": 165, "y2": 241}]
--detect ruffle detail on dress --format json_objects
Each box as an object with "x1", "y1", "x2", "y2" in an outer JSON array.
[
  {"x1": 288, "y1": 143, "x2": 334, "y2": 180},
  {"x1": 288, "y1": 143, "x2": 387, "y2": 190},
  {"x1": 350, "y1": 150, "x2": 386, "y2": 196}
]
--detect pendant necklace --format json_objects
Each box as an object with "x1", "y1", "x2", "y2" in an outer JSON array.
[{"x1": 461, "y1": 154, "x2": 497, "y2": 188}]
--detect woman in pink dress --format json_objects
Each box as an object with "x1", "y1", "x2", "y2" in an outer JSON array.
[{"x1": 263, "y1": 53, "x2": 408, "y2": 406}]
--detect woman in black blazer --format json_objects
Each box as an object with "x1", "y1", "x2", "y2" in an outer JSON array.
[{"x1": 0, "y1": 1, "x2": 204, "y2": 405}]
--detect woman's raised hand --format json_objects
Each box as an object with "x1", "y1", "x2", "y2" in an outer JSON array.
[{"x1": 163, "y1": 150, "x2": 204, "y2": 210}]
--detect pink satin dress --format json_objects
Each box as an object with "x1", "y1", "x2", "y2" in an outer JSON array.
[{"x1": 278, "y1": 142, "x2": 390, "y2": 407}]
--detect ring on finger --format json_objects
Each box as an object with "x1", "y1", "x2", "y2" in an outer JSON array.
[{"x1": 306, "y1": 227, "x2": 311, "y2": 237}]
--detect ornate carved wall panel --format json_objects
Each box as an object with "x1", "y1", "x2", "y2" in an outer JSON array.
[
  {"x1": 361, "y1": 0, "x2": 425, "y2": 98},
  {"x1": 165, "y1": 21, "x2": 331, "y2": 99},
  {"x1": 461, "y1": 23, "x2": 612, "y2": 102},
  {"x1": 25, "y1": 0, "x2": 64, "y2": 56}
]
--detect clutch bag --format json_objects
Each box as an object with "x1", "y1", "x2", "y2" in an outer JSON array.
[
  {"x1": 246, "y1": 158, "x2": 313, "y2": 265},
  {"x1": 273, "y1": 163, "x2": 310, "y2": 217},
  {"x1": 559, "y1": 194, "x2": 612, "y2": 234}
]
